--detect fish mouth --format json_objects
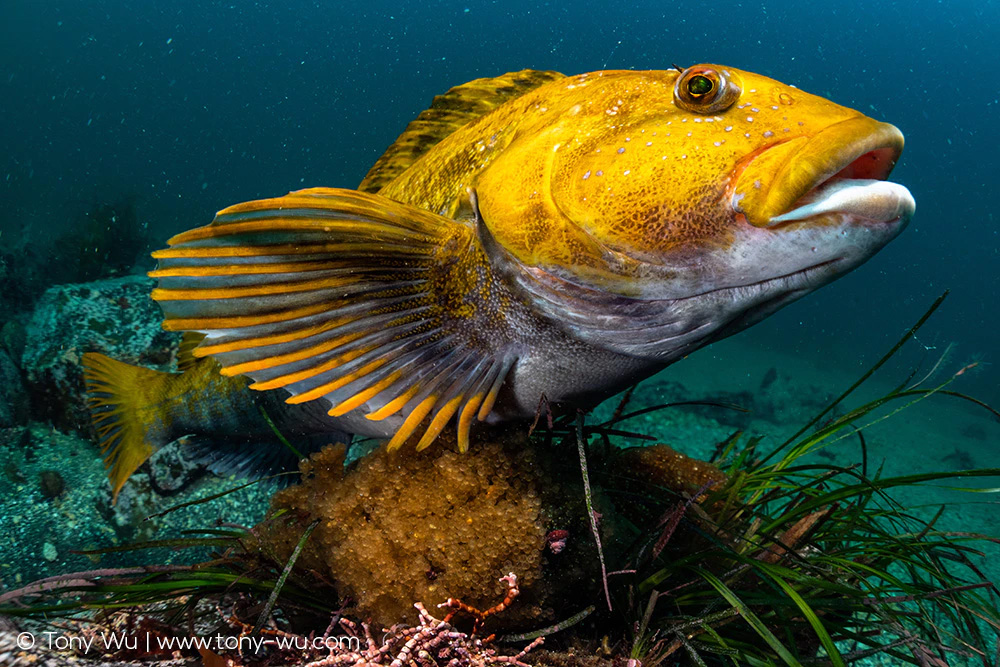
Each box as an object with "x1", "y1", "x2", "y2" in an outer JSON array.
[{"x1": 737, "y1": 117, "x2": 914, "y2": 228}]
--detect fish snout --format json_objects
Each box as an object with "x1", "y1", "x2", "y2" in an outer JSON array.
[{"x1": 733, "y1": 116, "x2": 912, "y2": 229}]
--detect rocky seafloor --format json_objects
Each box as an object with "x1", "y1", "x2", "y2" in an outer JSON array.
[{"x1": 0, "y1": 276, "x2": 280, "y2": 585}]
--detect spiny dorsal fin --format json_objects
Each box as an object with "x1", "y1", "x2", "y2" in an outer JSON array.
[
  {"x1": 149, "y1": 187, "x2": 518, "y2": 455},
  {"x1": 358, "y1": 69, "x2": 564, "y2": 194}
]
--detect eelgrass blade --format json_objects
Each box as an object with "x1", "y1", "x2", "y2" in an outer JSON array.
[
  {"x1": 577, "y1": 412, "x2": 612, "y2": 611},
  {"x1": 601, "y1": 401, "x2": 749, "y2": 427},
  {"x1": 144, "y1": 473, "x2": 294, "y2": 521},
  {"x1": 500, "y1": 605, "x2": 595, "y2": 642},
  {"x1": 693, "y1": 568, "x2": 801, "y2": 665},
  {"x1": 259, "y1": 404, "x2": 305, "y2": 460},
  {"x1": 251, "y1": 518, "x2": 320, "y2": 637},
  {"x1": 755, "y1": 562, "x2": 844, "y2": 667},
  {"x1": 71, "y1": 537, "x2": 233, "y2": 554}
]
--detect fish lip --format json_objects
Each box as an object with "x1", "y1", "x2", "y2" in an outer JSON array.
[
  {"x1": 738, "y1": 117, "x2": 909, "y2": 226},
  {"x1": 769, "y1": 179, "x2": 915, "y2": 227}
]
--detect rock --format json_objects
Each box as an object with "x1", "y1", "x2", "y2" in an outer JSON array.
[
  {"x1": 0, "y1": 426, "x2": 30, "y2": 450},
  {"x1": 41, "y1": 542, "x2": 58, "y2": 562},
  {"x1": 2, "y1": 462, "x2": 25, "y2": 485},
  {"x1": 38, "y1": 470, "x2": 66, "y2": 499},
  {"x1": 21, "y1": 276, "x2": 177, "y2": 432},
  {"x1": 95, "y1": 472, "x2": 160, "y2": 542},
  {"x1": 760, "y1": 366, "x2": 779, "y2": 391},
  {"x1": 0, "y1": 349, "x2": 28, "y2": 427},
  {"x1": 147, "y1": 438, "x2": 206, "y2": 495},
  {"x1": 0, "y1": 320, "x2": 27, "y2": 361}
]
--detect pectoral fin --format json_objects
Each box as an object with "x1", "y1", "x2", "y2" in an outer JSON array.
[{"x1": 150, "y1": 188, "x2": 517, "y2": 454}]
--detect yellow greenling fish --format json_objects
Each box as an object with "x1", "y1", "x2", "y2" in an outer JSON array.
[{"x1": 86, "y1": 65, "x2": 914, "y2": 498}]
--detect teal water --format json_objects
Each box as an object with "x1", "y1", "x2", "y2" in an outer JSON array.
[{"x1": 1, "y1": 0, "x2": 998, "y2": 661}]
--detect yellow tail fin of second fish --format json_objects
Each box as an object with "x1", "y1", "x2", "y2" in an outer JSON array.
[{"x1": 82, "y1": 352, "x2": 173, "y2": 502}]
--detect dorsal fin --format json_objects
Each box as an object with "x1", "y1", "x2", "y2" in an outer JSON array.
[{"x1": 358, "y1": 69, "x2": 564, "y2": 194}]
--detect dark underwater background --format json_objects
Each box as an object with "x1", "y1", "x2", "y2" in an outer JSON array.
[{"x1": 1, "y1": 0, "x2": 997, "y2": 607}]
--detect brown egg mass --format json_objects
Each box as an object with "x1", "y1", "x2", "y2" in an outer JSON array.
[{"x1": 258, "y1": 429, "x2": 600, "y2": 630}]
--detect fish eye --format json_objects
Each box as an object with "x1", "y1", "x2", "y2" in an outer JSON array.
[
  {"x1": 687, "y1": 75, "x2": 714, "y2": 97},
  {"x1": 674, "y1": 66, "x2": 742, "y2": 114}
]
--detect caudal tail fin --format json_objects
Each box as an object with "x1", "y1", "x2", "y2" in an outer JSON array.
[{"x1": 82, "y1": 352, "x2": 174, "y2": 502}]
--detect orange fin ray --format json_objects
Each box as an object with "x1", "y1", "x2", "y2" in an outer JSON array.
[
  {"x1": 150, "y1": 188, "x2": 518, "y2": 455},
  {"x1": 478, "y1": 355, "x2": 517, "y2": 421},
  {"x1": 414, "y1": 357, "x2": 491, "y2": 452}
]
